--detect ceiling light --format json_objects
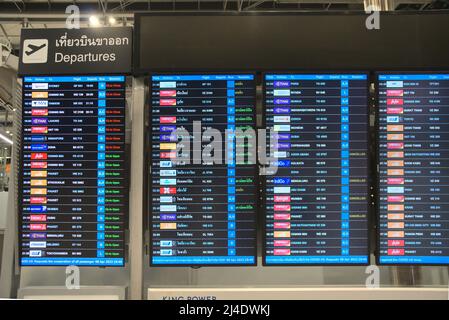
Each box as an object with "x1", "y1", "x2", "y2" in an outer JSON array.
[
  {"x1": 109, "y1": 17, "x2": 116, "y2": 25},
  {"x1": 89, "y1": 15, "x2": 101, "y2": 27},
  {"x1": 0, "y1": 133, "x2": 13, "y2": 145}
]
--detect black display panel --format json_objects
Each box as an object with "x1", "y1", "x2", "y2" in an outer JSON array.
[
  {"x1": 135, "y1": 13, "x2": 449, "y2": 72},
  {"x1": 149, "y1": 74, "x2": 257, "y2": 266},
  {"x1": 263, "y1": 73, "x2": 369, "y2": 265},
  {"x1": 378, "y1": 73, "x2": 449, "y2": 265},
  {"x1": 20, "y1": 75, "x2": 127, "y2": 266}
]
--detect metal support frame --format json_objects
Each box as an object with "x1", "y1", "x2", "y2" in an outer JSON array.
[{"x1": 128, "y1": 77, "x2": 145, "y2": 300}]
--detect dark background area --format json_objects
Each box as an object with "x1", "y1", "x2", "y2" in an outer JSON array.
[{"x1": 134, "y1": 12, "x2": 449, "y2": 73}]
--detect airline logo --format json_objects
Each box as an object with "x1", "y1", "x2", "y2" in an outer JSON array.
[
  {"x1": 387, "y1": 186, "x2": 404, "y2": 193},
  {"x1": 387, "y1": 178, "x2": 404, "y2": 185},
  {"x1": 159, "y1": 90, "x2": 177, "y2": 97},
  {"x1": 274, "y1": 213, "x2": 291, "y2": 220},
  {"x1": 160, "y1": 196, "x2": 174, "y2": 203},
  {"x1": 274, "y1": 249, "x2": 291, "y2": 255},
  {"x1": 160, "y1": 187, "x2": 176, "y2": 194},
  {"x1": 30, "y1": 144, "x2": 48, "y2": 151},
  {"x1": 160, "y1": 205, "x2": 177, "y2": 212},
  {"x1": 387, "y1": 107, "x2": 403, "y2": 114},
  {"x1": 160, "y1": 99, "x2": 177, "y2": 106},
  {"x1": 160, "y1": 241, "x2": 174, "y2": 247},
  {"x1": 387, "y1": 134, "x2": 404, "y2": 141},
  {"x1": 160, "y1": 249, "x2": 173, "y2": 256},
  {"x1": 274, "y1": 195, "x2": 291, "y2": 202},
  {"x1": 387, "y1": 116, "x2": 401, "y2": 123},
  {"x1": 387, "y1": 125, "x2": 403, "y2": 132},
  {"x1": 274, "y1": 107, "x2": 290, "y2": 114},
  {"x1": 31, "y1": 91, "x2": 48, "y2": 99},
  {"x1": 387, "y1": 169, "x2": 404, "y2": 175},
  {"x1": 30, "y1": 241, "x2": 47, "y2": 249},
  {"x1": 274, "y1": 204, "x2": 291, "y2": 211},
  {"x1": 160, "y1": 134, "x2": 177, "y2": 142},
  {"x1": 387, "y1": 151, "x2": 404, "y2": 158},
  {"x1": 30, "y1": 188, "x2": 47, "y2": 195},
  {"x1": 160, "y1": 82, "x2": 176, "y2": 88},
  {"x1": 273, "y1": 116, "x2": 291, "y2": 123},
  {"x1": 387, "y1": 213, "x2": 404, "y2": 220},
  {"x1": 160, "y1": 213, "x2": 177, "y2": 220},
  {"x1": 30, "y1": 205, "x2": 46, "y2": 213},
  {"x1": 31, "y1": 100, "x2": 48, "y2": 107},
  {"x1": 387, "y1": 143, "x2": 404, "y2": 150},
  {"x1": 273, "y1": 125, "x2": 291, "y2": 132},
  {"x1": 387, "y1": 99, "x2": 403, "y2": 105},
  {"x1": 31, "y1": 83, "x2": 48, "y2": 90},
  {"x1": 30, "y1": 214, "x2": 47, "y2": 221},
  {"x1": 160, "y1": 178, "x2": 176, "y2": 186},
  {"x1": 30, "y1": 179, "x2": 47, "y2": 186},
  {"x1": 160, "y1": 151, "x2": 176, "y2": 159},
  {"x1": 29, "y1": 250, "x2": 42, "y2": 257},
  {"x1": 160, "y1": 143, "x2": 177, "y2": 150},
  {"x1": 387, "y1": 160, "x2": 404, "y2": 167},
  {"x1": 30, "y1": 233, "x2": 46, "y2": 239},
  {"x1": 274, "y1": 177, "x2": 291, "y2": 185},
  {"x1": 274, "y1": 98, "x2": 290, "y2": 105},
  {"x1": 388, "y1": 195, "x2": 404, "y2": 202},
  {"x1": 273, "y1": 231, "x2": 291, "y2": 238},
  {"x1": 31, "y1": 170, "x2": 47, "y2": 177},
  {"x1": 387, "y1": 204, "x2": 404, "y2": 211},
  {"x1": 160, "y1": 223, "x2": 177, "y2": 230},
  {"x1": 160, "y1": 170, "x2": 177, "y2": 177},
  {"x1": 273, "y1": 186, "x2": 291, "y2": 194},
  {"x1": 160, "y1": 125, "x2": 176, "y2": 132},
  {"x1": 31, "y1": 126, "x2": 48, "y2": 134},
  {"x1": 30, "y1": 197, "x2": 47, "y2": 204},
  {"x1": 30, "y1": 136, "x2": 46, "y2": 142},
  {"x1": 31, "y1": 161, "x2": 47, "y2": 169},
  {"x1": 386, "y1": 90, "x2": 404, "y2": 96},
  {"x1": 273, "y1": 240, "x2": 291, "y2": 247},
  {"x1": 387, "y1": 222, "x2": 404, "y2": 229},
  {"x1": 273, "y1": 89, "x2": 291, "y2": 96},
  {"x1": 274, "y1": 81, "x2": 290, "y2": 87},
  {"x1": 30, "y1": 224, "x2": 47, "y2": 231},
  {"x1": 387, "y1": 231, "x2": 404, "y2": 237},
  {"x1": 31, "y1": 108, "x2": 49, "y2": 116},
  {"x1": 273, "y1": 151, "x2": 287, "y2": 158},
  {"x1": 387, "y1": 249, "x2": 404, "y2": 255},
  {"x1": 386, "y1": 81, "x2": 403, "y2": 88},
  {"x1": 273, "y1": 222, "x2": 291, "y2": 229},
  {"x1": 160, "y1": 161, "x2": 172, "y2": 168},
  {"x1": 388, "y1": 240, "x2": 405, "y2": 246},
  {"x1": 160, "y1": 116, "x2": 177, "y2": 124}
]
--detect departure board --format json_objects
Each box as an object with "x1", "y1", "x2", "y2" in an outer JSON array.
[
  {"x1": 264, "y1": 74, "x2": 369, "y2": 265},
  {"x1": 150, "y1": 74, "x2": 257, "y2": 266},
  {"x1": 378, "y1": 73, "x2": 449, "y2": 265},
  {"x1": 20, "y1": 75, "x2": 127, "y2": 266}
]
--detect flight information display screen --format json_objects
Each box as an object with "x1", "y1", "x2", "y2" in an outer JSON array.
[
  {"x1": 378, "y1": 73, "x2": 449, "y2": 265},
  {"x1": 150, "y1": 74, "x2": 257, "y2": 266},
  {"x1": 20, "y1": 75, "x2": 127, "y2": 266},
  {"x1": 264, "y1": 73, "x2": 369, "y2": 265}
]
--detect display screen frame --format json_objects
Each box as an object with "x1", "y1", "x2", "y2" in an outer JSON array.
[
  {"x1": 18, "y1": 73, "x2": 130, "y2": 267},
  {"x1": 261, "y1": 71, "x2": 372, "y2": 267},
  {"x1": 375, "y1": 70, "x2": 449, "y2": 266},
  {"x1": 147, "y1": 71, "x2": 259, "y2": 267}
]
